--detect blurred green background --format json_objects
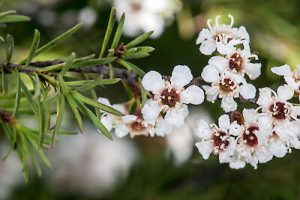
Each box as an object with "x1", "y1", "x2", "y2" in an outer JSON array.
[{"x1": 1, "y1": 0, "x2": 300, "y2": 199}]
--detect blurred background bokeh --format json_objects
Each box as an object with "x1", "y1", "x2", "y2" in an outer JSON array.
[{"x1": 1, "y1": 0, "x2": 300, "y2": 199}]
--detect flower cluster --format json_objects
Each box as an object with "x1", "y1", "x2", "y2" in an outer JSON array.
[
  {"x1": 99, "y1": 65, "x2": 204, "y2": 138},
  {"x1": 195, "y1": 15, "x2": 300, "y2": 169},
  {"x1": 113, "y1": 0, "x2": 182, "y2": 38},
  {"x1": 96, "y1": 14, "x2": 300, "y2": 169},
  {"x1": 198, "y1": 15, "x2": 261, "y2": 112}
]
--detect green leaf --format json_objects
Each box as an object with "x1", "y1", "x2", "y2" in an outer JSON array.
[
  {"x1": 111, "y1": 13, "x2": 125, "y2": 49},
  {"x1": 99, "y1": 8, "x2": 116, "y2": 58},
  {"x1": 77, "y1": 78, "x2": 120, "y2": 91},
  {"x1": 65, "y1": 94, "x2": 83, "y2": 133},
  {"x1": 25, "y1": 29, "x2": 40, "y2": 68},
  {"x1": 5, "y1": 34, "x2": 14, "y2": 63},
  {"x1": 126, "y1": 46, "x2": 155, "y2": 54},
  {"x1": 0, "y1": 14, "x2": 30, "y2": 23},
  {"x1": 73, "y1": 54, "x2": 95, "y2": 63},
  {"x1": 58, "y1": 74, "x2": 69, "y2": 95},
  {"x1": 118, "y1": 59, "x2": 145, "y2": 76},
  {"x1": 33, "y1": 73, "x2": 41, "y2": 100},
  {"x1": 71, "y1": 90, "x2": 124, "y2": 116},
  {"x1": 123, "y1": 52, "x2": 150, "y2": 60},
  {"x1": 37, "y1": 100, "x2": 45, "y2": 148},
  {"x1": 52, "y1": 92, "x2": 65, "y2": 147},
  {"x1": 20, "y1": 79, "x2": 38, "y2": 116},
  {"x1": 126, "y1": 31, "x2": 153, "y2": 48},
  {"x1": 139, "y1": 77, "x2": 147, "y2": 107},
  {"x1": 75, "y1": 99, "x2": 113, "y2": 140},
  {"x1": 22, "y1": 23, "x2": 82, "y2": 63},
  {"x1": 73, "y1": 57, "x2": 116, "y2": 68},
  {"x1": 60, "y1": 52, "x2": 76, "y2": 75},
  {"x1": 1, "y1": 63, "x2": 7, "y2": 94},
  {"x1": 0, "y1": 10, "x2": 16, "y2": 18},
  {"x1": 12, "y1": 70, "x2": 20, "y2": 116}
]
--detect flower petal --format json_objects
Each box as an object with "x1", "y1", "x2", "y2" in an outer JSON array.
[
  {"x1": 218, "y1": 114, "x2": 230, "y2": 130},
  {"x1": 181, "y1": 85, "x2": 204, "y2": 105},
  {"x1": 208, "y1": 56, "x2": 228, "y2": 72},
  {"x1": 195, "y1": 141, "x2": 213, "y2": 160},
  {"x1": 115, "y1": 124, "x2": 129, "y2": 138},
  {"x1": 221, "y1": 97, "x2": 237, "y2": 112},
  {"x1": 194, "y1": 119, "x2": 212, "y2": 138},
  {"x1": 271, "y1": 64, "x2": 292, "y2": 76},
  {"x1": 245, "y1": 63, "x2": 261, "y2": 80},
  {"x1": 201, "y1": 64, "x2": 220, "y2": 83},
  {"x1": 142, "y1": 71, "x2": 165, "y2": 94},
  {"x1": 141, "y1": 100, "x2": 162, "y2": 122},
  {"x1": 165, "y1": 105, "x2": 189, "y2": 127},
  {"x1": 239, "y1": 83, "x2": 256, "y2": 99},
  {"x1": 196, "y1": 28, "x2": 211, "y2": 44},
  {"x1": 242, "y1": 108, "x2": 257, "y2": 123},
  {"x1": 257, "y1": 88, "x2": 273, "y2": 107},
  {"x1": 155, "y1": 118, "x2": 173, "y2": 137},
  {"x1": 277, "y1": 84, "x2": 294, "y2": 101},
  {"x1": 200, "y1": 40, "x2": 216, "y2": 55},
  {"x1": 170, "y1": 65, "x2": 193, "y2": 90}
]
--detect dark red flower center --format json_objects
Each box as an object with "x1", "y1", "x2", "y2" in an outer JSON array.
[
  {"x1": 212, "y1": 131, "x2": 230, "y2": 151},
  {"x1": 243, "y1": 126, "x2": 258, "y2": 147},
  {"x1": 269, "y1": 102, "x2": 289, "y2": 120},
  {"x1": 219, "y1": 78, "x2": 236, "y2": 93},
  {"x1": 229, "y1": 53, "x2": 243, "y2": 72},
  {"x1": 160, "y1": 88, "x2": 180, "y2": 107}
]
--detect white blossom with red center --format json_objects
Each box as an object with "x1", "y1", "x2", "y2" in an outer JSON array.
[
  {"x1": 196, "y1": 15, "x2": 249, "y2": 55},
  {"x1": 229, "y1": 109, "x2": 273, "y2": 169},
  {"x1": 141, "y1": 65, "x2": 204, "y2": 128},
  {"x1": 98, "y1": 98, "x2": 169, "y2": 138},
  {"x1": 217, "y1": 43, "x2": 262, "y2": 81},
  {"x1": 256, "y1": 85, "x2": 300, "y2": 124},
  {"x1": 271, "y1": 64, "x2": 300, "y2": 101},
  {"x1": 195, "y1": 115, "x2": 236, "y2": 163},
  {"x1": 201, "y1": 63, "x2": 256, "y2": 112}
]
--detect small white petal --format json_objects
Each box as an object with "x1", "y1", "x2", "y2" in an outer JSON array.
[
  {"x1": 239, "y1": 83, "x2": 256, "y2": 99},
  {"x1": 285, "y1": 76, "x2": 298, "y2": 90},
  {"x1": 204, "y1": 86, "x2": 219, "y2": 102},
  {"x1": 115, "y1": 124, "x2": 129, "y2": 138},
  {"x1": 245, "y1": 63, "x2": 261, "y2": 80},
  {"x1": 194, "y1": 119, "x2": 212, "y2": 138},
  {"x1": 238, "y1": 26, "x2": 250, "y2": 42},
  {"x1": 269, "y1": 139, "x2": 287, "y2": 158},
  {"x1": 218, "y1": 114, "x2": 230, "y2": 130},
  {"x1": 201, "y1": 65, "x2": 220, "y2": 83},
  {"x1": 229, "y1": 160, "x2": 246, "y2": 169},
  {"x1": 141, "y1": 100, "x2": 162, "y2": 122},
  {"x1": 195, "y1": 141, "x2": 213, "y2": 160},
  {"x1": 142, "y1": 71, "x2": 165, "y2": 94},
  {"x1": 208, "y1": 56, "x2": 228, "y2": 72},
  {"x1": 98, "y1": 97, "x2": 111, "y2": 106},
  {"x1": 257, "y1": 88, "x2": 273, "y2": 107},
  {"x1": 155, "y1": 118, "x2": 173, "y2": 137},
  {"x1": 277, "y1": 84, "x2": 294, "y2": 101},
  {"x1": 196, "y1": 28, "x2": 211, "y2": 44},
  {"x1": 200, "y1": 40, "x2": 216, "y2": 55},
  {"x1": 216, "y1": 43, "x2": 235, "y2": 55},
  {"x1": 181, "y1": 85, "x2": 204, "y2": 105},
  {"x1": 122, "y1": 115, "x2": 137, "y2": 124},
  {"x1": 229, "y1": 122, "x2": 243, "y2": 137},
  {"x1": 170, "y1": 65, "x2": 193, "y2": 90},
  {"x1": 242, "y1": 108, "x2": 257, "y2": 123},
  {"x1": 221, "y1": 97, "x2": 237, "y2": 112},
  {"x1": 100, "y1": 115, "x2": 114, "y2": 132},
  {"x1": 271, "y1": 65, "x2": 292, "y2": 76},
  {"x1": 165, "y1": 105, "x2": 189, "y2": 127}
]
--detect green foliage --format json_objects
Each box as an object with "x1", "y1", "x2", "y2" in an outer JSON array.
[{"x1": 0, "y1": 7, "x2": 154, "y2": 180}]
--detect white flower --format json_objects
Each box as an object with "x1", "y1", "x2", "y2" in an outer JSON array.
[
  {"x1": 224, "y1": 44, "x2": 261, "y2": 81},
  {"x1": 98, "y1": 98, "x2": 155, "y2": 138},
  {"x1": 113, "y1": 0, "x2": 182, "y2": 38},
  {"x1": 271, "y1": 64, "x2": 300, "y2": 101},
  {"x1": 201, "y1": 64, "x2": 256, "y2": 112},
  {"x1": 256, "y1": 85, "x2": 300, "y2": 124},
  {"x1": 195, "y1": 115, "x2": 236, "y2": 163},
  {"x1": 231, "y1": 109, "x2": 273, "y2": 169},
  {"x1": 142, "y1": 65, "x2": 204, "y2": 127},
  {"x1": 196, "y1": 15, "x2": 249, "y2": 55}
]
